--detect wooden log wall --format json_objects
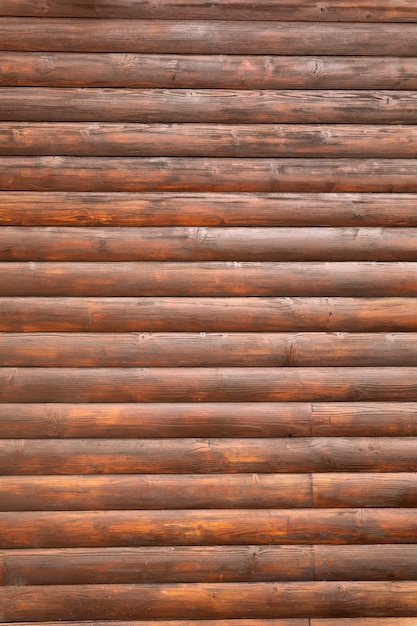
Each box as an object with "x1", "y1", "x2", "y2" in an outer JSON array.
[{"x1": 1, "y1": 1, "x2": 417, "y2": 623}]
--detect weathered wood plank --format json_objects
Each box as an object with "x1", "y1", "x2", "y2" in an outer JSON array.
[
  {"x1": 312, "y1": 403, "x2": 417, "y2": 436},
  {"x1": 2, "y1": 297, "x2": 417, "y2": 332},
  {"x1": 1, "y1": 261, "x2": 416, "y2": 297},
  {"x1": 2, "y1": 158, "x2": 417, "y2": 193},
  {"x1": 2, "y1": 367, "x2": 417, "y2": 403},
  {"x1": 4, "y1": 227, "x2": 417, "y2": 261},
  {"x1": 3, "y1": 124, "x2": 417, "y2": 158},
  {"x1": 0, "y1": 403, "x2": 312, "y2": 439},
  {"x1": 4, "y1": 54, "x2": 417, "y2": 89},
  {"x1": 2, "y1": 20, "x2": 417, "y2": 55},
  {"x1": 2, "y1": 581, "x2": 417, "y2": 620},
  {"x1": 4, "y1": 333, "x2": 417, "y2": 367},
  {"x1": 1, "y1": 0, "x2": 416, "y2": 21},
  {"x1": 1, "y1": 509, "x2": 416, "y2": 548},
  {"x1": 2, "y1": 546, "x2": 417, "y2": 585},
  {"x1": 1, "y1": 473, "x2": 416, "y2": 510},
  {"x1": 0, "y1": 474, "x2": 313, "y2": 510},
  {"x1": 0, "y1": 621, "x2": 310, "y2": 626},
  {"x1": 0, "y1": 438, "x2": 416, "y2": 474},
  {"x1": 0, "y1": 546, "x2": 314, "y2": 584},
  {"x1": 2, "y1": 193, "x2": 417, "y2": 227},
  {"x1": 2, "y1": 89, "x2": 417, "y2": 123}
]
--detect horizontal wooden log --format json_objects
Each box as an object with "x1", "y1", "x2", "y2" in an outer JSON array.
[
  {"x1": 3, "y1": 158, "x2": 417, "y2": 193},
  {"x1": 0, "y1": 621, "x2": 309, "y2": 626},
  {"x1": 1, "y1": 473, "x2": 416, "y2": 510},
  {"x1": 313, "y1": 473, "x2": 417, "y2": 507},
  {"x1": 4, "y1": 226, "x2": 417, "y2": 261},
  {"x1": 0, "y1": 474, "x2": 312, "y2": 510},
  {"x1": 4, "y1": 124, "x2": 417, "y2": 158},
  {"x1": 2, "y1": 20, "x2": 417, "y2": 55},
  {"x1": 1, "y1": 509, "x2": 416, "y2": 548},
  {"x1": 312, "y1": 403, "x2": 417, "y2": 436},
  {"x1": 1, "y1": 0, "x2": 416, "y2": 21},
  {"x1": 0, "y1": 403, "x2": 311, "y2": 439},
  {"x1": 0, "y1": 438, "x2": 416, "y2": 474},
  {"x1": 2, "y1": 545, "x2": 417, "y2": 585},
  {"x1": 0, "y1": 546, "x2": 314, "y2": 584},
  {"x1": 4, "y1": 333, "x2": 417, "y2": 367},
  {"x1": 315, "y1": 545, "x2": 417, "y2": 581},
  {"x1": 2, "y1": 193, "x2": 417, "y2": 227},
  {"x1": 2, "y1": 297, "x2": 417, "y2": 332},
  {"x1": 2, "y1": 581, "x2": 417, "y2": 620},
  {"x1": 4, "y1": 54, "x2": 417, "y2": 89},
  {"x1": 2, "y1": 262, "x2": 417, "y2": 297},
  {"x1": 2, "y1": 367, "x2": 417, "y2": 403},
  {"x1": 0, "y1": 402, "x2": 416, "y2": 439},
  {"x1": 2, "y1": 89, "x2": 417, "y2": 123}
]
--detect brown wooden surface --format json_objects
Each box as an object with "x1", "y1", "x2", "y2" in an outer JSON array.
[
  {"x1": 1, "y1": 509, "x2": 417, "y2": 548},
  {"x1": 1, "y1": 438, "x2": 416, "y2": 474},
  {"x1": 1, "y1": 20, "x2": 417, "y2": 55},
  {"x1": 1, "y1": 0, "x2": 416, "y2": 21},
  {"x1": 2, "y1": 193, "x2": 417, "y2": 227},
  {"x1": 4, "y1": 333, "x2": 417, "y2": 367},
  {"x1": 2, "y1": 89, "x2": 417, "y2": 124},
  {"x1": 4, "y1": 125, "x2": 417, "y2": 158},
  {"x1": 4, "y1": 54, "x2": 417, "y2": 89}
]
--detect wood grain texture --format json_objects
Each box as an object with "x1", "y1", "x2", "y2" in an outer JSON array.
[
  {"x1": 2, "y1": 262, "x2": 417, "y2": 297},
  {"x1": 0, "y1": 438, "x2": 416, "y2": 474},
  {"x1": 0, "y1": 621, "x2": 310, "y2": 626},
  {"x1": 1, "y1": 509, "x2": 416, "y2": 548},
  {"x1": 4, "y1": 227, "x2": 417, "y2": 261},
  {"x1": 0, "y1": 403, "x2": 312, "y2": 439},
  {"x1": 1, "y1": 0, "x2": 416, "y2": 21},
  {"x1": 2, "y1": 89, "x2": 417, "y2": 123},
  {"x1": 0, "y1": 474, "x2": 313, "y2": 510},
  {"x1": 4, "y1": 124, "x2": 417, "y2": 158},
  {"x1": 4, "y1": 333, "x2": 417, "y2": 367},
  {"x1": 1, "y1": 402, "x2": 416, "y2": 439},
  {"x1": 3, "y1": 158, "x2": 417, "y2": 193},
  {"x1": 3, "y1": 545, "x2": 417, "y2": 585},
  {"x1": 1, "y1": 473, "x2": 416, "y2": 511},
  {"x1": 3, "y1": 297, "x2": 417, "y2": 332},
  {"x1": 4, "y1": 54, "x2": 417, "y2": 89},
  {"x1": 2, "y1": 20, "x2": 417, "y2": 55},
  {"x1": 2, "y1": 193, "x2": 417, "y2": 227},
  {"x1": 2, "y1": 582, "x2": 417, "y2": 620}
]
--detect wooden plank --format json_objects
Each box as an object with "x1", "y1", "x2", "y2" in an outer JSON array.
[
  {"x1": 2, "y1": 581, "x2": 417, "y2": 620},
  {"x1": 2, "y1": 402, "x2": 417, "y2": 439},
  {"x1": 4, "y1": 227, "x2": 417, "y2": 261},
  {"x1": 2, "y1": 193, "x2": 417, "y2": 227},
  {"x1": 4, "y1": 54, "x2": 417, "y2": 89},
  {"x1": 0, "y1": 403, "x2": 312, "y2": 439},
  {"x1": 3, "y1": 545, "x2": 417, "y2": 585},
  {"x1": 313, "y1": 474, "x2": 417, "y2": 507},
  {"x1": 1, "y1": 509, "x2": 416, "y2": 548},
  {"x1": 312, "y1": 403, "x2": 417, "y2": 437},
  {"x1": 2, "y1": 157, "x2": 417, "y2": 193},
  {"x1": 2, "y1": 297, "x2": 417, "y2": 332},
  {"x1": 1, "y1": 473, "x2": 416, "y2": 511},
  {"x1": 2, "y1": 20, "x2": 417, "y2": 55},
  {"x1": 0, "y1": 0, "x2": 416, "y2": 21},
  {"x1": 4, "y1": 124, "x2": 417, "y2": 158},
  {"x1": 2, "y1": 89, "x2": 417, "y2": 123},
  {"x1": 314, "y1": 621, "x2": 417, "y2": 625},
  {"x1": 4, "y1": 333, "x2": 417, "y2": 367},
  {"x1": 1, "y1": 261, "x2": 417, "y2": 297},
  {"x1": 0, "y1": 621, "x2": 310, "y2": 626},
  {"x1": 315, "y1": 546, "x2": 417, "y2": 581},
  {"x1": 0, "y1": 546, "x2": 314, "y2": 584},
  {"x1": 2, "y1": 367, "x2": 417, "y2": 403},
  {"x1": 0, "y1": 438, "x2": 416, "y2": 474},
  {"x1": 0, "y1": 474, "x2": 313, "y2": 510}
]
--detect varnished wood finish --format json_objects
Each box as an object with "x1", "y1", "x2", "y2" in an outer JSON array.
[
  {"x1": 3, "y1": 3, "x2": 417, "y2": 623},
  {"x1": 1, "y1": 20, "x2": 417, "y2": 55}
]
